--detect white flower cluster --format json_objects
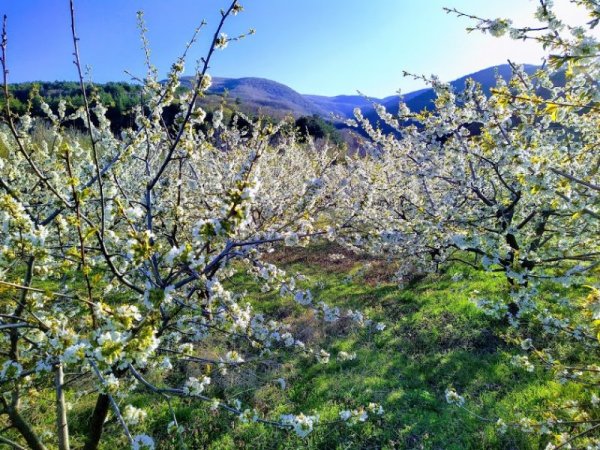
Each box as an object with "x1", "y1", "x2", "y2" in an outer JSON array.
[
  {"x1": 248, "y1": 313, "x2": 305, "y2": 350},
  {"x1": 61, "y1": 343, "x2": 89, "y2": 365},
  {"x1": 0, "y1": 360, "x2": 23, "y2": 381},
  {"x1": 183, "y1": 376, "x2": 211, "y2": 396},
  {"x1": 280, "y1": 413, "x2": 319, "y2": 438},
  {"x1": 218, "y1": 350, "x2": 245, "y2": 374},
  {"x1": 215, "y1": 33, "x2": 228, "y2": 50},
  {"x1": 284, "y1": 232, "x2": 300, "y2": 247},
  {"x1": 444, "y1": 388, "x2": 465, "y2": 407},
  {"x1": 294, "y1": 289, "x2": 313, "y2": 306},
  {"x1": 103, "y1": 373, "x2": 120, "y2": 394},
  {"x1": 520, "y1": 338, "x2": 533, "y2": 350},
  {"x1": 486, "y1": 18, "x2": 512, "y2": 37},
  {"x1": 239, "y1": 408, "x2": 259, "y2": 424},
  {"x1": 519, "y1": 417, "x2": 535, "y2": 433},
  {"x1": 511, "y1": 355, "x2": 535, "y2": 373},
  {"x1": 132, "y1": 434, "x2": 155, "y2": 450},
  {"x1": 223, "y1": 350, "x2": 244, "y2": 364},
  {"x1": 316, "y1": 349, "x2": 330, "y2": 364},
  {"x1": 337, "y1": 351, "x2": 357, "y2": 361},
  {"x1": 164, "y1": 244, "x2": 186, "y2": 265},
  {"x1": 496, "y1": 418, "x2": 508, "y2": 434},
  {"x1": 475, "y1": 298, "x2": 508, "y2": 319},
  {"x1": 321, "y1": 302, "x2": 340, "y2": 322},
  {"x1": 123, "y1": 404, "x2": 148, "y2": 425},
  {"x1": 339, "y1": 403, "x2": 384, "y2": 425}
]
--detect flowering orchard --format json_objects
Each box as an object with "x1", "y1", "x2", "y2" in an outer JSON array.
[
  {"x1": 347, "y1": 1, "x2": 599, "y2": 448},
  {"x1": 0, "y1": 0, "x2": 598, "y2": 449},
  {"x1": 0, "y1": 2, "x2": 385, "y2": 449}
]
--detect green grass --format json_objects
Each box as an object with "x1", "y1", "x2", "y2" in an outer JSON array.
[{"x1": 4, "y1": 245, "x2": 584, "y2": 449}]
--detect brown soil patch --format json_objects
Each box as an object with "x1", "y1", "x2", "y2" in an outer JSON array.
[
  {"x1": 264, "y1": 242, "x2": 401, "y2": 286},
  {"x1": 362, "y1": 260, "x2": 401, "y2": 286},
  {"x1": 264, "y1": 243, "x2": 362, "y2": 273}
]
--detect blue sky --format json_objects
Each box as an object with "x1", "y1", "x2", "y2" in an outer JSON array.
[{"x1": 1, "y1": 0, "x2": 594, "y2": 97}]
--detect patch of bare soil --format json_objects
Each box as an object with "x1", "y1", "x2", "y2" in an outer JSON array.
[
  {"x1": 264, "y1": 242, "x2": 401, "y2": 285},
  {"x1": 264, "y1": 243, "x2": 361, "y2": 273},
  {"x1": 362, "y1": 260, "x2": 401, "y2": 286}
]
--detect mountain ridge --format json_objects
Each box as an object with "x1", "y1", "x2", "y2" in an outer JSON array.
[{"x1": 177, "y1": 64, "x2": 539, "y2": 124}]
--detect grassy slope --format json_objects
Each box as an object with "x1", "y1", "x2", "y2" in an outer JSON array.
[{"x1": 8, "y1": 245, "x2": 580, "y2": 449}]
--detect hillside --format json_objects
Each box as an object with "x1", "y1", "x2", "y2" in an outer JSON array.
[
  {"x1": 3, "y1": 64, "x2": 541, "y2": 133},
  {"x1": 182, "y1": 64, "x2": 539, "y2": 126},
  {"x1": 179, "y1": 76, "x2": 327, "y2": 118}
]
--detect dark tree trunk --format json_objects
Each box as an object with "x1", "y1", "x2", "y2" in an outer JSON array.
[
  {"x1": 5, "y1": 405, "x2": 47, "y2": 450},
  {"x1": 83, "y1": 394, "x2": 110, "y2": 450}
]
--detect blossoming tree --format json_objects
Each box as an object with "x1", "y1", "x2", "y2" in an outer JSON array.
[
  {"x1": 0, "y1": 2, "x2": 384, "y2": 449},
  {"x1": 350, "y1": 0, "x2": 599, "y2": 447}
]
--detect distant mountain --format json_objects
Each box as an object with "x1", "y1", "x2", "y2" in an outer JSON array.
[
  {"x1": 304, "y1": 89, "x2": 428, "y2": 122},
  {"x1": 406, "y1": 64, "x2": 538, "y2": 112},
  {"x1": 180, "y1": 76, "x2": 327, "y2": 118},
  {"x1": 5, "y1": 64, "x2": 544, "y2": 144},
  {"x1": 175, "y1": 64, "x2": 540, "y2": 127},
  {"x1": 303, "y1": 94, "x2": 375, "y2": 119},
  {"x1": 362, "y1": 64, "x2": 539, "y2": 127},
  {"x1": 381, "y1": 88, "x2": 430, "y2": 105}
]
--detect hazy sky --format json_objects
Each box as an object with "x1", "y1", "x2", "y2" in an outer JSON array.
[{"x1": 1, "y1": 0, "x2": 596, "y2": 97}]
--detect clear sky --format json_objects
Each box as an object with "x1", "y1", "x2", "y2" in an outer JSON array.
[{"x1": 1, "y1": 0, "x2": 595, "y2": 98}]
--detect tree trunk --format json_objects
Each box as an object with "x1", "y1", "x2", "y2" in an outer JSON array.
[
  {"x1": 82, "y1": 394, "x2": 110, "y2": 450},
  {"x1": 55, "y1": 363, "x2": 70, "y2": 450}
]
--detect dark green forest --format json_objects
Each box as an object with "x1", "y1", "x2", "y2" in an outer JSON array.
[{"x1": 1, "y1": 81, "x2": 343, "y2": 144}]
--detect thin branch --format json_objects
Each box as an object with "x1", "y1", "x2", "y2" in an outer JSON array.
[
  {"x1": 69, "y1": 0, "x2": 106, "y2": 239},
  {"x1": 0, "y1": 435, "x2": 28, "y2": 450},
  {"x1": 147, "y1": 0, "x2": 239, "y2": 191},
  {"x1": 555, "y1": 423, "x2": 600, "y2": 449},
  {"x1": 551, "y1": 168, "x2": 600, "y2": 192}
]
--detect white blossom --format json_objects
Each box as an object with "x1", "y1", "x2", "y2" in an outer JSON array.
[
  {"x1": 183, "y1": 376, "x2": 211, "y2": 396},
  {"x1": 132, "y1": 434, "x2": 155, "y2": 450},
  {"x1": 280, "y1": 413, "x2": 318, "y2": 438},
  {"x1": 123, "y1": 404, "x2": 148, "y2": 425},
  {"x1": 445, "y1": 388, "x2": 465, "y2": 407}
]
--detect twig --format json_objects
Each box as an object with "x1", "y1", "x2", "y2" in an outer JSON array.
[
  {"x1": 0, "y1": 435, "x2": 28, "y2": 450},
  {"x1": 69, "y1": 0, "x2": 106, "y2": 239}
]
